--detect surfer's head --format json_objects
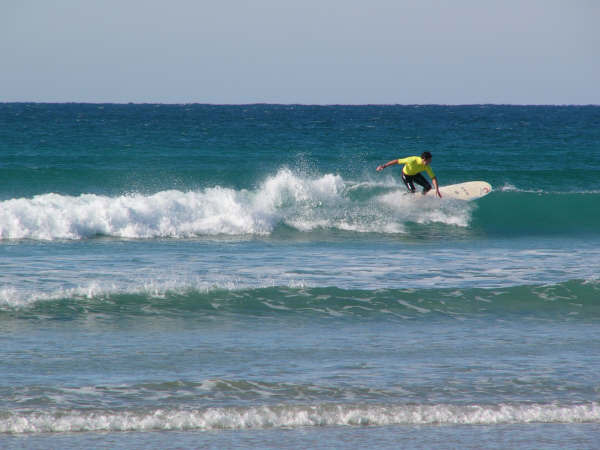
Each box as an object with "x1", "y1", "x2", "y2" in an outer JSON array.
[{"x1": 421, "y1": 151, "x2": 432, "y2": 164}]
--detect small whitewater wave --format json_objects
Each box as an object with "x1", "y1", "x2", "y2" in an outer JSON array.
[
  {"x1": 2, "y1": 280, "x2": 598, "y2": 322},
  {"x1": 2, "y1": 402, "x2": 598, "y2": 434},
  {"x1": 0, "y1": 169, "x2": 474, "y2": 241}
]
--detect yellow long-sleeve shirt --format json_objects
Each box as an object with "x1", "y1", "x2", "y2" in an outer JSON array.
[{"x1": 397, "y1": 156, "x2": 435, "y2": 178}]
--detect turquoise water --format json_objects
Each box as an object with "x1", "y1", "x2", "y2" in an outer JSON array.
[{"x1": 1, "y1": 104, "x2": 600, "y2": 448}]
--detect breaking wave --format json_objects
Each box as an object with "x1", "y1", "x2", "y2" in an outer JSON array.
[
  {"x1": 0, "y1": 169, "x2": 474, "y2": 240},
  {"x1": 2, "y1": 402, "x2": 599, "y2": 434}
]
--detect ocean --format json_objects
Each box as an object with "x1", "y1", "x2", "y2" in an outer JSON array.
[{"x1": 1, "y1": 103, "x2": 599, "y2": 449}]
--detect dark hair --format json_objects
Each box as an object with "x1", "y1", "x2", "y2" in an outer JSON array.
[{"x1": 421, "y1": 151, "x2": 432, "y2": 160}]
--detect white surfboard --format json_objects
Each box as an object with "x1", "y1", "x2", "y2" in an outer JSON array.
[{"x1": 426, "y1": 181, "x2": 492, "y2": 200}]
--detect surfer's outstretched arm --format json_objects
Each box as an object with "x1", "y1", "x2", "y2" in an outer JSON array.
[{"x1": 376, "y1": 160, "x2": 398, "y2": 171}]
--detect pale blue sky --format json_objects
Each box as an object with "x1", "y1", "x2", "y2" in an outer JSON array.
[{"x1": 2, "y1": 0, "x2": 598, "y2": 104}]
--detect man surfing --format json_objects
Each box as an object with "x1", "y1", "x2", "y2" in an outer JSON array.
[{"x1": 376, "y1": 151, "x2": 442, "y2": 198}]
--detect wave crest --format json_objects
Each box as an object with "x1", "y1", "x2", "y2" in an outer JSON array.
[{"x1": 3, "y1": 280, "x2": 599, "y2": 322}]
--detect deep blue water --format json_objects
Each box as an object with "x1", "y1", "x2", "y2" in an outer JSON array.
[{"x1": 1, "y1": 104, "x2": 600, "y2": 448}]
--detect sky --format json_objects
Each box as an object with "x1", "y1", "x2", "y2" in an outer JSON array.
[{"x1": 1, "y1": 0, "x2": 599, "y2": 104}]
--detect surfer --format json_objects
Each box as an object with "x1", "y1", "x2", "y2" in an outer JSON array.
[{"x1": 376, "y1": 151, "x2": 442, "y2": 197}]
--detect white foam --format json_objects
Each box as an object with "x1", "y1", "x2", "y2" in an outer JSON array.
[
  {"x1": 378, "y1": 190, "x2": 472, "y2": 228},
  {"x1": 0, "y1": 278, "x2": 230, "y2": 310},
  {"x1": 1, "y1": 403, "x2": 598, "y2": 433},
  {"x1": 499, "y1": 183, "x2": 519, "y2": 192},
  {"x1": 0, "y1": 169, "x2": 474, "y2": 241},
  {"x1": 397, "y1": 299, "x2": 431, "y2": 314},
  {"x1": 499, "y1": 185, "x2": 600, "y2": 195}
]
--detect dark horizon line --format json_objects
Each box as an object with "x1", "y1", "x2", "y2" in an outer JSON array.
[{"x1": 1, "y1": 101, "x2": 599, "y2": 107}]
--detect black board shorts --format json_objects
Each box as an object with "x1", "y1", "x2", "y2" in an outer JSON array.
[{"x1": 402, "y1": 172, "x2": 432, "y2": 193}]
